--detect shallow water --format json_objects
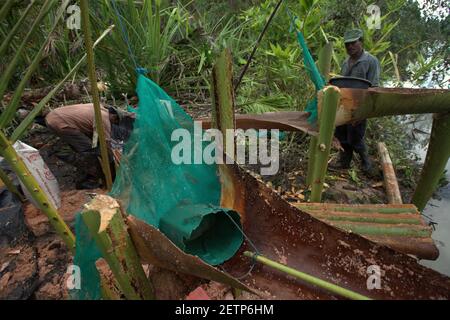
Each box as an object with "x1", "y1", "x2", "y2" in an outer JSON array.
[
  {"x1": 419, "y1": 158, "x2": 450, "y2": 276},
  {"x1": 407, "y1": 115, "x2": 450, "y2": 276}
]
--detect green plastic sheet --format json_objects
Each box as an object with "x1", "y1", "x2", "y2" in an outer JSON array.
[{"x1": 72, "y1": 75, "x2": 243, "y2": 299}]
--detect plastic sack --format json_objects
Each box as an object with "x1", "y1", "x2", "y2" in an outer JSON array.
[{"x1": 13, "y1": 141, "x2": 61, "y2": 208}]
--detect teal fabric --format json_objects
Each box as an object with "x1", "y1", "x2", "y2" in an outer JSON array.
[
  {"x1": 72, "y1": 75, "x2": 243, "y2": 299},
  {"x1": 70, "y1": 214, "x2": 102, "y2": 300},
  {"x1": 288, "y1": 11, "x2": 326, "y2": 124},
  {"x1": 294, "y1": 30, "x2": 325, "y2": 124}
]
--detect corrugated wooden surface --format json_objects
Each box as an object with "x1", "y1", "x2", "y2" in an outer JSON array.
[{"x1": 295, "y1": 203, "x2": 438, "y2": 260}]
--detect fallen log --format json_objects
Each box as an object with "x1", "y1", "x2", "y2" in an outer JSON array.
[{"x1": 377, "y1": 142, "x2": 403, "y2": 204}]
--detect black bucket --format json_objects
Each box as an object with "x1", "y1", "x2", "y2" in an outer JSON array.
[{"x1": 329, "y1": 76, "x2": 372, "y2": 89}]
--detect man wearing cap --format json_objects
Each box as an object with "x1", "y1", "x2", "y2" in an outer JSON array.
[
  {"x1": 45, "y1": 103, "x2": 134, "y2": 189},
  {"x1": 332, "y1": 28, "x2": 381, "y2": 173}
]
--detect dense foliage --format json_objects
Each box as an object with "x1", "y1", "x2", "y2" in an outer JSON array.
[{"x1": 0, "y1": 0, "x2": 448, "y2": 172}]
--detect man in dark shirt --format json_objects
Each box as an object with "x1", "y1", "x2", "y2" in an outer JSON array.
[{"x1": 333, "y1": 29, "x2": 381, "y2": 173}]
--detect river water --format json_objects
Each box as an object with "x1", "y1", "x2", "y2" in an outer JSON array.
[
  {"x1": 407, "y1": 115, "x2": 450, "y2": 276},
  {"x1": 419, "y1": 159, "x2": 450, "y2": 276}
]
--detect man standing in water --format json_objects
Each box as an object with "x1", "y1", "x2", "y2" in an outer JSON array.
[{"x1": 332, "y1": 29, "x2": 381, "y2": 173}]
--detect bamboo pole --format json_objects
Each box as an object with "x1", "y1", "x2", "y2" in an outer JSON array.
[
  {"x1": 295, "y1": 203, "x2": 417, "y2": 214},
  {"x1": 82, "y1": 195, "x2": 154, "y2": 300},
  {"x1": 412, "y1": 113, "x2": 450, "y2": 211},
  {"x1": 0, "y1": 167, "x2": 25, "y2": 201},
  {"x1": 334, "y1": 88, "x2": 450, "y2": 126},
  {"x1": 310, "y1": 86, "x2": 340, "y2": 202},
  {"x1": 326, "y1": 222, "x2": 430, "y2": 238},
  {"x1": 79, "y1": 0, "x2": 113, "y2": 191},
  {"x1": 306, "y1": 43, "x2": 333, "y2": 188},
  {"x1": 377, "y1": 142, "x2": 403, "y2": 204},
  {"x1": 243, "y1": 251, "x2": 371, "y2": 300},
  {"x1": 310, "y1": 214, "x2": 421, "y2": 225},
  {"x1": 0, "y1": 131, "x2": 75, "y2": 252}
]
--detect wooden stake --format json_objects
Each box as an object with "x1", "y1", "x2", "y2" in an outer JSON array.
[
  {"x1": 82, "y1": 195, "x2": 154, "y2": 300},
  {"x1": 0, "y1": 131, "x2": 75, "y2": 252},
  {"x1": 310, "y1": 86, "x2": 340, "y2": 202},
  {"x1": 412, "y1": 113, "x2": 450, "y2": 211},
  {"x1": 79, "y1": 0, "x2": 113, "y2": 191},
  {"x1": 377, "y1": 142, "x2": 402, "y2": 204}
]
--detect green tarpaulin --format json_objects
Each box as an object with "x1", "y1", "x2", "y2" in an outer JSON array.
[{"x1": 73, "y1": 75, "x2": 243, "y2": 299}]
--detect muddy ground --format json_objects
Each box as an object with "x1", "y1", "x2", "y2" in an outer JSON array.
[{"x1": 0, "y1": 100, "x2": 429, "y2": 300}]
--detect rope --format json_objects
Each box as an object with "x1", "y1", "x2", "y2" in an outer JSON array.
[
  {"x1": 219, "y1": 210, "x2": 260, "y2": 280},
  {"x1": 110, "y1": 0, "x2": 147, "y2": 75}
]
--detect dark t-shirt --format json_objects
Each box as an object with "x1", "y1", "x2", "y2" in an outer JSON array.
[{"x1": 341, "y1": 51, "x2": 381, "y2": 86}]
